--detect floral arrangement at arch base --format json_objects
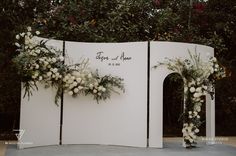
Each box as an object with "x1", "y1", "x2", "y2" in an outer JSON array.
[
  {"x1": 13, "y1": 27, "x2": 124, "y2": 104},
  {"x1": 153, "y1": 50, "x2": 226, "y2": 148}
]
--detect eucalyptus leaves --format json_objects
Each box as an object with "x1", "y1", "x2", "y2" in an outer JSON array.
[
  {"x1": 13, "y1": 27, "x2": 124, "y2": 104},
  {"x1": 154, "y1": 50, "x2": 225, "y2": 148}
]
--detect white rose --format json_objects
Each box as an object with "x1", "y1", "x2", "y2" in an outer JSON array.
[
  {"x1": 35, "y1": 64, "x2": 39, "y2": 69},
  {"x1": 53, "y1": 68, "x2": 58, "y2": 73},
  {"x1": 101, "y1": 87, "x2": 106, "y2": 92},
  {"x1": 20, "y1": 33, "x2": 25, "y2": 37},
  {"x1": 35, "y1": 31, "x2": 40, "y2": 35},
  {"x1": 193, "y1": 93, "x2": 200, "y2": 98},
  {"x1": 78, "y1": 86, "x2": 84, "y2": 90},
  {"x1": 16, "y1": 35, "x2": 20, "y2": 40},
  {"x1": 59, "y1": 56, "x2": 64, "y2": 61},
  {"x1": 27, "y1": 32, "x2": 31, "y2": 36},
  {"x1": 88, "y1": 73, "x2": 92, "y2": 78},
  {"x1": 93, "y1": 89, "x2": 97, "y2": 93},
  {"x1": 196, "y1": 87, "x2": 202, "y2": 92},
  {"x1": 68, "y1": 91, "x2": 73, "y2": 96},
  {"x1": 51, "y1": 58, "x2": 57, "y2": 63},
  {"x1": 73, "y1": 88, "x2": 79, "y2": 93},
  {"x1": 39, "y1": 76, "x2": 43, "y2": 81},
  {"x1": 47, "y1": 72, "x2": 52, "y2": 76},
  {"x1": 15, "y1": 42, "x2": 21, "y2": 47},
  {"x1": 27, "y1": 26, "x2": 32, "y2": 31},
  {"x1": 98, "y1": 86, "x2": 103, "y2": 91},
  {"x1": 190, "y1": 87, "x2": 195, "y2": 93},
  {"x1": 184, "y1": 87, "x2": 188, "y2": 93},
  {"x1": 72, "y1": 81, "x2": 78, "y2": 86},
  {"x1": 76, "y1": 77, "x2": 81, "y2": 82},
  {"x1": 89, "y1": 84, "x2": 94, "y2": 89}
]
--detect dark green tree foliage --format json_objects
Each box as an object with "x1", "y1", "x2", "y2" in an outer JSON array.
[{"x1": 0, "y1": 0, "x2": 51, "y2": 139}]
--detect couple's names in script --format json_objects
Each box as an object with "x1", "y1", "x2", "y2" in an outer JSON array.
[{"x1": 96, "y1": 51, "x2": 132, "y2": 66}]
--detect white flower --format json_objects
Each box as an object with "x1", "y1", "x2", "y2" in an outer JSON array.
[
  {"x1": 98, "y1": 92, "x2": 102, "y2": 96},
  {"x1": 35, "y1": 31, "x2": 40, "y2": 35},
  {"x1": 197, "y1": 78, "x2": 201, "y2": 82},
  {"x1": 196, "y1": 87, "x2": 202, "y2": 92},
  {"x1": 190, "y1": 87, "x2": 195, "y2": 93},
  {"x1": 73, "y1": 88, "x2": 79, "y2": 93},
  {"x1": 68, "y1": 91, "x2": 73, "y2": 96},
  {"x1": 193, "y1": 93, "x2": 200, "y2": 98},
  {"x1": 72, "y1": 81, "x2": 78, "y2": 86},
  {"x1": 102, "y1": 87, "x2": 106, "y2": 92},
  {"x1": 76, "y1": 78, "x2": 81, "y2": 83},
  {"x1": 15, "y1": 42, "x2": 21, "y2": 47},
  {"x1": 78, "y1": 86, "x2": 84, "y2": 90},
  {"x1": 203, "y1": 85, "x2": 207, "y2": 90},
  {"x1": 27, "y1": 26, "x2": 32, "y2": 32},
  {"x1": 51, "y1": 58, "x2": 57, "y2": 63},
  {"x1": 93, "y1": 89, "x2": 97, "y2": 93},
  {"x1": 39, "y1": 76, "x2": 43, "y2": 81},
  {"x1": 98, "y1": 86, "x2": 103, "y2": 91},
  {"x1": 197, "y1": 115, "x2": 200, "y2": 119},
  {"x1": 194, "y1": 129, "x2": 199, "y2": 133},
  {"x1": 27, "y1": 32, "x2": 31, "y2": 36},
  {"x1": 59, "y1": 56, "x2": 64, "y2": 61},
  {"x1": 20, "y1": 33, "x2": 25, "y2": 37},
  {"x1": 188, "y1": 111, "x2": 192, "y2": 114},
  {"x1": 35, "y1": 64, "x2": 39, "y2": 69},
  {"x1": 89, "y1": 84, "x2": 94, "y2": 89},
  {"x1": 52, "y1": 68, "x2": 58, "y2": 73},
  {"x1": 88, "y1": 73, "x2": 92, "y2": 78},
  {"x1": 184, "y1": 87, "x2": 188, "y2": 93},
  {"x1": 47, "y1": 72, "x2": 52, "y2": 76},
  {"x1": 16, "y1": 35, "x2": 20, "y2": 40}
]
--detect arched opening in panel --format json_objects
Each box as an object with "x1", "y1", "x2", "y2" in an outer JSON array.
[{"x1": 163, "y1": 73, "x2": 184, "y2": 145}]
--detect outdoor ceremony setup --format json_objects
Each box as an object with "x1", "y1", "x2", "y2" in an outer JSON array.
[
  {"x1": 16, "y1": 28, "x2": 221, "y2": 149},
  {"x1": 1, "y1": 0, "x2": 236, "y2": 156}
]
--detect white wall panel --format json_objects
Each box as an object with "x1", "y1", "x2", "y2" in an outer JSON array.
[
  {"x1": 19, "y1": 39, "x2": 62, "y2": 148},
  {"x1": 62, "y1": 42, "x2": 148, "y2": 147},
  {"x1": 149, "y1": 42, "x2": 214, "y2": 148}
]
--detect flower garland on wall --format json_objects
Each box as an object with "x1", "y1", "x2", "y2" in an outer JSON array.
[
  {"x1": 154, "y1": 51, "x2": 226, "y2": 148},
  {"x1": 13, "y1": 27, "x2": 124, "y2": 104}
]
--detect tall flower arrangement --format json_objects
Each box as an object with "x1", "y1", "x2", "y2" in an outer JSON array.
[
  {"x1": 154, "y1": 50, "x2": 225, "y2": 148},
  {"x1": 13, "y1": 27, "x2": 124, "y2": 104}
]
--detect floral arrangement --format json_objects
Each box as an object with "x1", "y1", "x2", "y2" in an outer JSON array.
[
  {"x1": 13, "y1": 27, "x2": 124, "y2": 104},
  {"x1": 154, "y1": 50, "x2": 226, "y2": 148}
]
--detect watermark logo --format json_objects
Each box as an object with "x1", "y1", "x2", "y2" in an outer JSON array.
[{"x1": 13, "y1": 129, "x2": 25, "y2": 141}]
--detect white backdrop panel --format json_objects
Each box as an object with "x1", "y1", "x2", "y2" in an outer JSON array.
[
  {"x1": 19, "y1": 39, "x2": 62, "y2": 148},
  {"x1": 149, "y1": 41, "x2": 214, "y2": 148},
  {"x1": 62, "y1": 42, "x2": 148, "y2": 147}
]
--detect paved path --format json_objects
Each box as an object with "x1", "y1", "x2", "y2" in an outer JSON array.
[{"x1": 5, "y1": 142, "x2": 236, "y2": 156}]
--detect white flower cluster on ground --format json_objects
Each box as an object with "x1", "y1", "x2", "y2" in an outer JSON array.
[{"x1": 13, "y1": 27, "x2": 124, "y2": 103}]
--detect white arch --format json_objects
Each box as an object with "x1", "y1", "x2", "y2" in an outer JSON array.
[{"x1": 149, "y1": 41, "x2": 215, "y2": 148}]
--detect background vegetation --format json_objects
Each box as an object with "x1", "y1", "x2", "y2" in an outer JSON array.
[{"x1": 0, "y1": 0, "x2": 235, "y2": 138}]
